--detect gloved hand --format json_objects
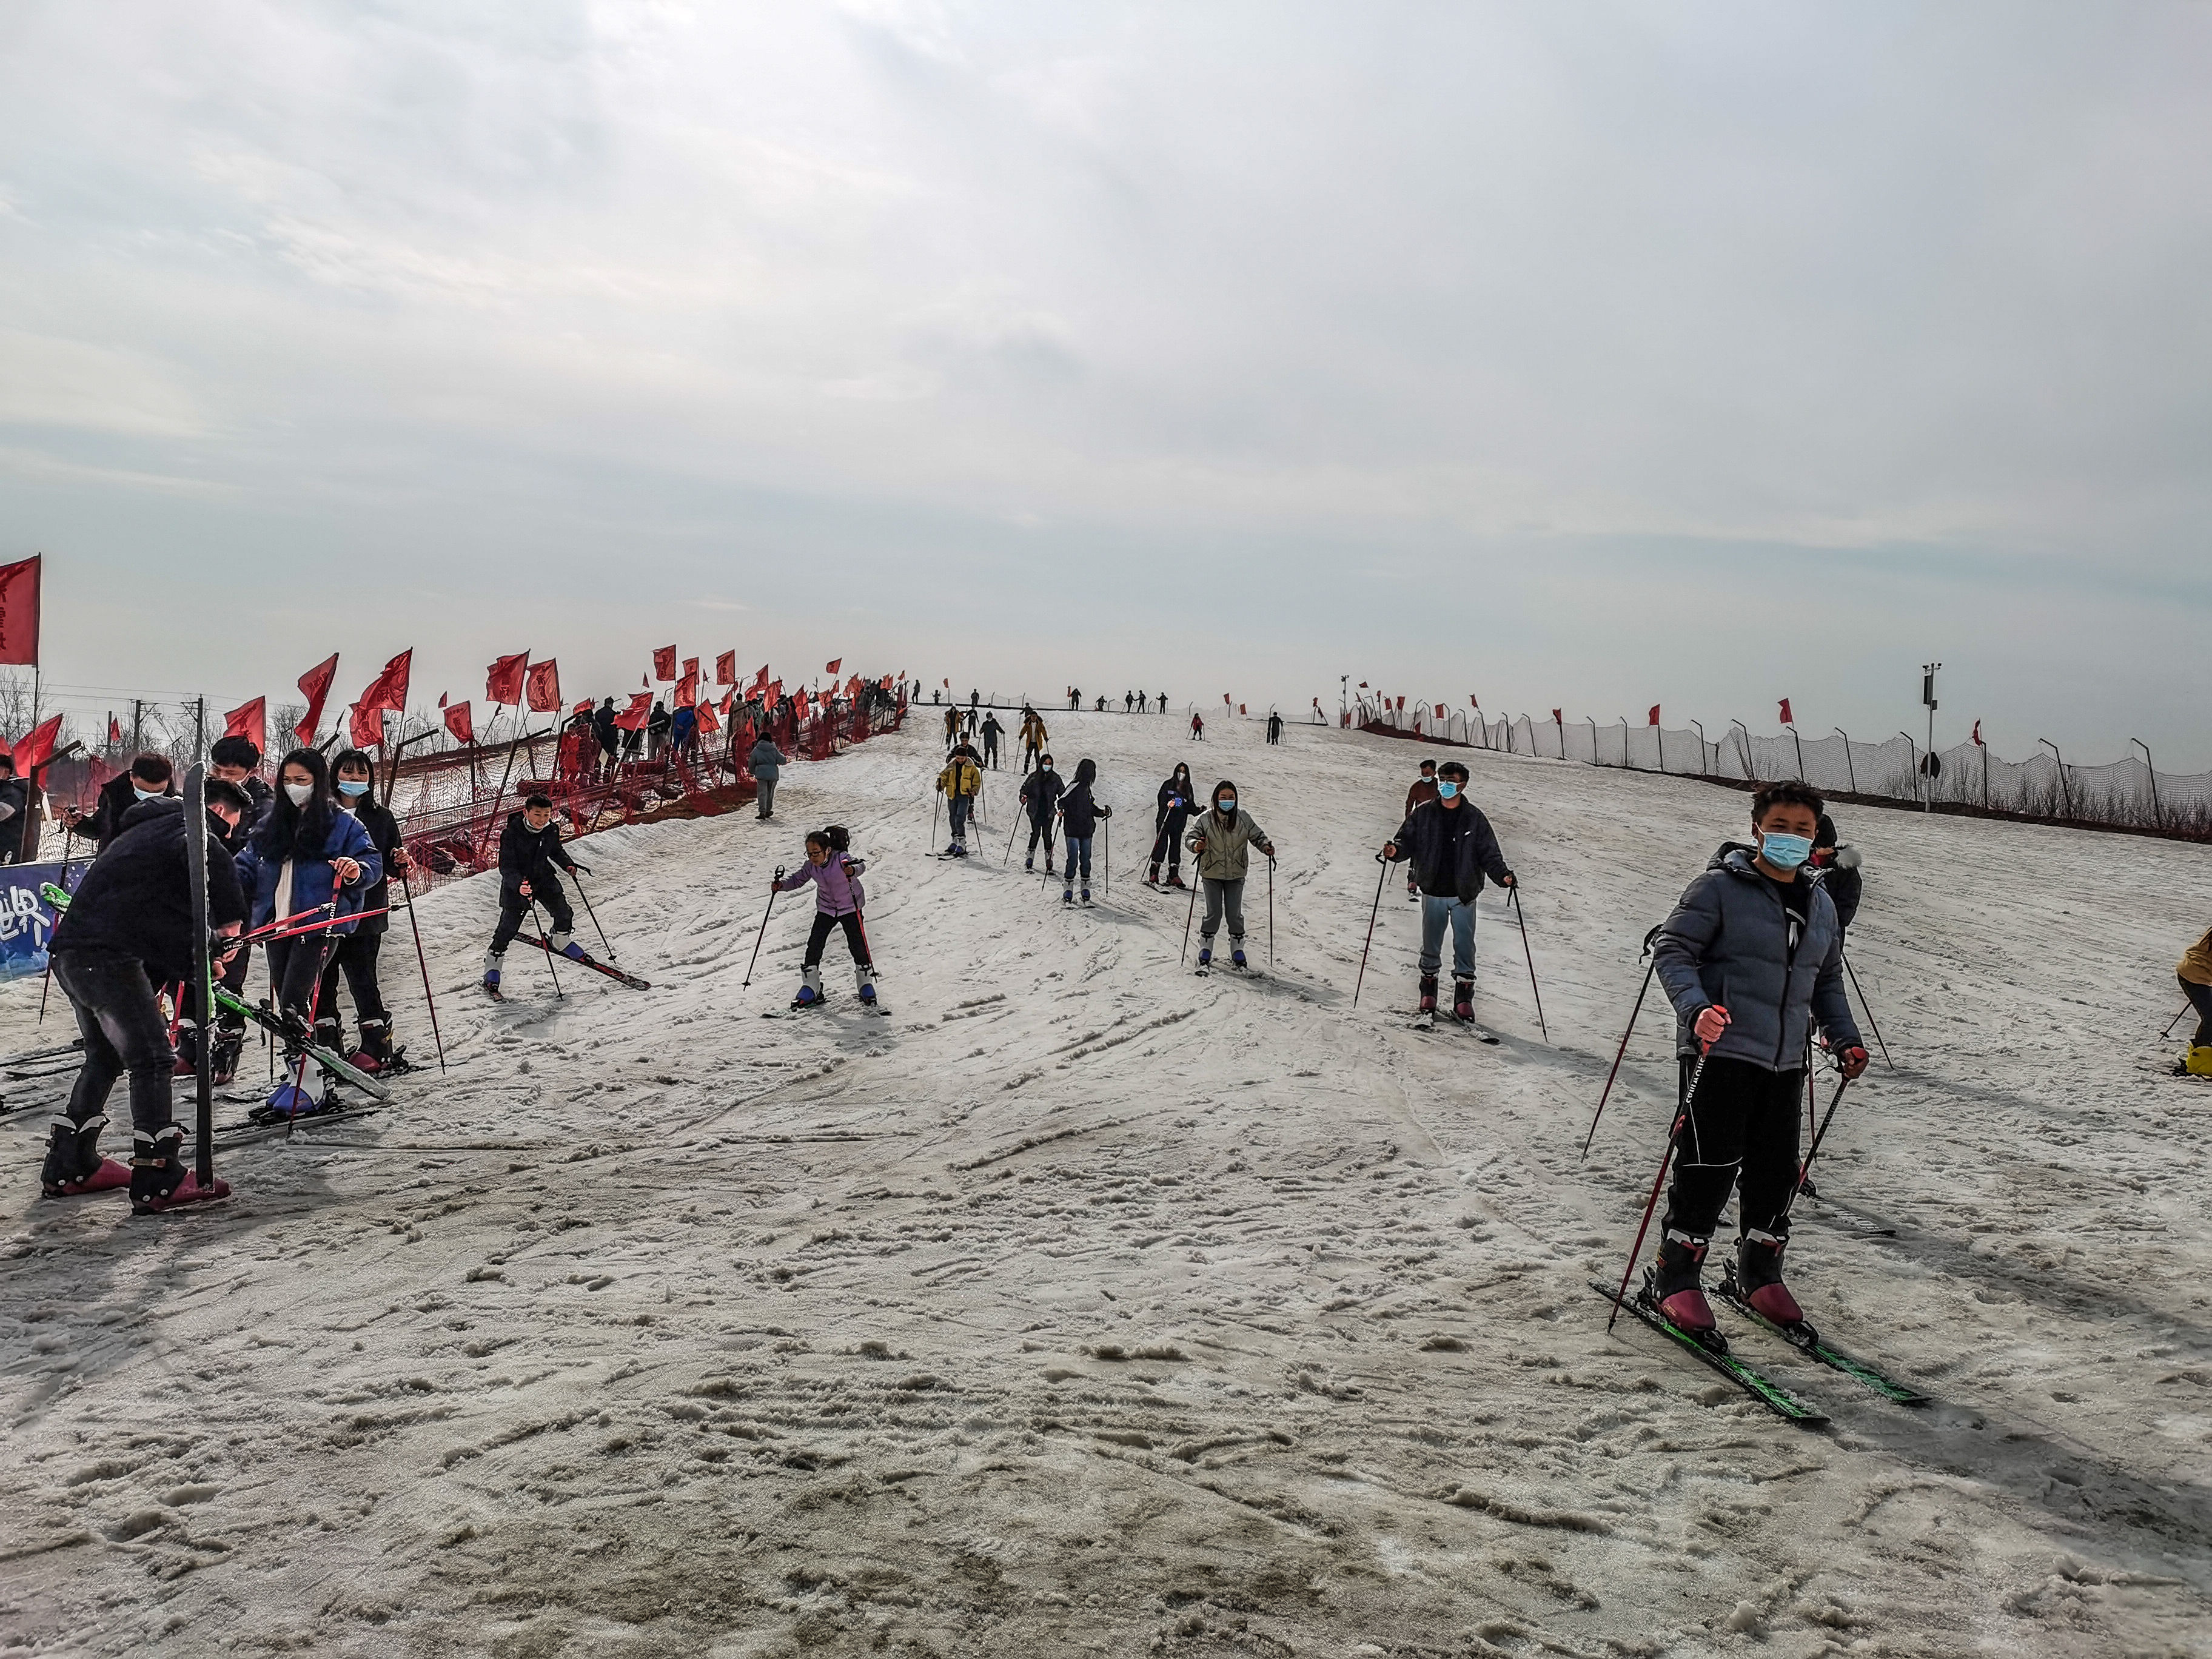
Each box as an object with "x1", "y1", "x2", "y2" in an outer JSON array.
[{"x1": 569, "y1": 862, "x2": 592, "y2": 876}]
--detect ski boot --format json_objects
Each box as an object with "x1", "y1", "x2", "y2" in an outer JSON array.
[
  {"x1": 1024, "y1": 855, "x2": 1035, "y2": 872},
  {"x1": 2182, "y1": 1044, "x2": 2212, "y2": 1077},
  {"x1": 256, "y1": 1078, "x2": 322, "y2": 1122},
  {"x1": 210, "y1": 1024, "x2": 246, "y2": 1087},
  {"x1": 1452, "y1": 977, "x2": 1475, "y2": 1022},
  {"x1": 1646, "y1": 1230, "x2": 1721, "y2": 1347},
  {"x1": 41, "y1": 1114, "x2": 130, "y2": 1199},
  {"x1": 549, "y1": 930, "x2": 587, "y2": 962},
  {"x1": 350, "y1": 1018, "x2": 393, "y2": 1074},
  {"x1": 313, "y1": 1015, "x2": 345, "y2": 1059},
  {"x1": 131, "y1": 1123, "x2": 229, "y2": 1214},
  {"x1": 483, "y1": 950, "x2": 504, "y2": 993},
  {"x1": 172, "y1": 1019, "x2": 202, "y2": 1078},
  {"x1": 1063, "y1": 882, "x2": 1074, "y2": 906},
  {"x1": 1230, "y1": 938, "x2": 1247, "y2": 969},
  {"x1": 1729, "y1": 1230, "x2": 1814, "y2": 1341},
  {"x1": 855, "y1": 965, "x2": 879, "y2": 1009},
  {"x1": 1166, "y1": 870, "x2": 1187, "y2": 890},
  {"x1": 1196, "y1": 944, "x2": 1213, "y2": 968},
  {"x1": 1080, "y1": 886, "x2": 1091, "y2": 907},
  {"x1": 793, "y1": 965, "x2": 825, "y2": 1009},
  {"x1": 1418, "y1": 971, "x2": 1438, "y2": 1016},
  {"x1": 1146, "y1": 859, "x2": 1161, "y2": 888}
]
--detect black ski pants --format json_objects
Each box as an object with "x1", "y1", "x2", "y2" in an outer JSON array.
[
  {"x1": 1661, "y1": 1054, "x2": 1803, "y2": 1244},
  {"x1": 1027, "y1": 814, "x2": 1056, "y2": 863},
  {"x1": 984, "y1": 736, "x2": 999, "y2": 768},
  {"x1": 2182, "y1": 973, "x2": 2212, "y2": 1047},
  {"x1": 265, "y1": 933, "x2": 342, "y2": 1028},
  {"x1": 492, "y1": 879, "x2": 574, "y2": 953},
  {"x1": 805, "y1": 910, "x2": 870, "y2": 969},
  {"x1": 317, "y1": 931, "x2": 387, "y2": 1036},
  {"x1": 1149, "y1": 808, "x2": 1187, "y2": 873},
  {"x1": 53, "y1": 948, "x2": 176, "y2": 1134}
]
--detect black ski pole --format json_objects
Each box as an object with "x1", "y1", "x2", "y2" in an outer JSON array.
[
  {"x1": 742, "y1": 868, "x2": 783, "y2": 987},
  {"x1": 1001, "y1": 809, "x2": 1021, "y2": 866},
  {"x1": 1102, "y1": 815, "x2": 1109, "y2": 899},
  {"x1": 1266, "y1": 855, "x2": 1276, "y2": 966},
  {"x1": 1350, "y1": 851, "x2": 1389, "y2": 1008},
  {"x1": 1842, "y1": 952, "x2": 1892, "y2": 1068},
  {"x1": 1609, "y1": 1045, "x2": 1709, "y2": 1332},
  {"x1": 1583, "y1": 957, "x2": 1657, "y2": 1158},
  {"x1": 572, "y1": 870, "x2": 616, "y2": 961},
  {"x1": 1509, "y1": 885, "x2": 1547, "y2": 1042},
  {"x1": 2162, "y1": 1002, "x2": 2191, "y2": 1040},
  {"x1": 1786, "y1": 1074, "x2": 1852, "y2": 1219},
  {"x1": 528, "y1": 897, "x2": 564, "y2": 996},
  {"x1": 394, "y1": 865, "x2": 447, "y2": 1073}
]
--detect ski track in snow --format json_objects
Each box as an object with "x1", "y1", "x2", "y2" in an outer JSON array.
[{"x1": 2, "y1": 716, "x2": 2208, "y2": 1656}]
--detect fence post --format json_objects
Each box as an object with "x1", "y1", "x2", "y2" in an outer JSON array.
[
  {"x1": 1832, "y1": 728, "x2": 1857, "y2": 795},
  {"x1": 2132, "y1": 739, "x2": 2160, "y2": 827},
  {"x1": 1730, "y1": 720, "x2": 1753, "y2": 779},
  {"x1": 1899, "y1": 732, "x2": 1922, "y2": 808},
  {"x1": 1690, "y1": 719, "x2": 1707, "y2": 775},
  {"x1": 2039, "y1": 739, "x2": 2073, "y2": 821},
  {"x1": 130, "y1": 699, "x2": 142, "y2": 755},
  {"x1": 1787, "y1": 723, "x2": 1805, "y2": 781}
]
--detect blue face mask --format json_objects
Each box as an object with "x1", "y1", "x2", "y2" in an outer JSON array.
[
  {"x1": 1216, "y1": 798, "x2": 1236, "y2": 813},
  {"x1": 337, "y1": 780, "x2": 370, "y2": 798},
  {"x1": 1438, "y1": 781, "x2": 1460, "y2": 799},
  {"x1": 1759, "y1": 831, "x2": 1813, "y2": 870}
]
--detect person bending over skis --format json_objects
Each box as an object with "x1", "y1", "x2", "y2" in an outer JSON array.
[
  {"x1": 1648, "y1": 780, "x2": 1867, "y2": 1342},
  {"x1": 2176, "y1": 922, "x2": 2212, "y2": 1076},
  {"x1": 1186, "y1": 780, "x2": 1275, "y2": 969},
  {"x1": 1381, "y1": 759, "x2": 1515, "y2": 1024},
  {"x1": 483, "y1": 793, "x2": 591, "y2": 990},
  {"x1": 776, "y1": 826, "x2": 876, "y2": 1008},
  {"x1": 1148, "y1": 763, "x2": 1196, "y2": 888},
  {"x1": 42, "y1": 780, "x2": 251, "y2": 1210}
]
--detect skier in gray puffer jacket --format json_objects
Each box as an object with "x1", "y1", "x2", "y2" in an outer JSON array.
[
  {"x1": 748, "y1": 734, "x2": 786, "y2": 822},
  {"x1": 1646, "y1": 779, "x2": 1868, "y2": 1347}
]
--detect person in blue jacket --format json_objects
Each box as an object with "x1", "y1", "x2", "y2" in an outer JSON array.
[{"x1": 234, "y1": 748, "x2": 381, "y2": 1056}]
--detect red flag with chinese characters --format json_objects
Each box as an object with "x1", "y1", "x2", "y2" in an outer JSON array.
[
  {"x1": 12, "y1": 712, "x2": 62, "y2": 774},
  {"x1": 716, "y1": 651, "x2": 737, "y2": 686},
  {"x1": 444, "y1": 700, "x2": 475, "y2": 744},
  {"x1": 1778, "y1": 697, "x2": 1794, "y2": 725},
  {"x1": 653, "y1": 645, "x2": 676, "y2": 681},
  {"x1": 1648, "y1": 705, "x2": 1661, "y2": 726},
  {"x1": 0, "y1": 555, "x2": 41, "y2": 666},
  {"x1": 358, "y1": 649, "x2": 412, "y2": 717},
  {"x1": 525, "y1": 659, "x2": 561, "y2": 712},
  {"x1": 296, "y1": 653, "x2": 339, "y2": 746},
  {"x1": 825, "y1": 659, "x2": 841, "y2": 677},
  {"x1": 613, "y1": 692, "x2": 652, "y2": 731},
  {"x1": 487, "y1": 652, "x2": 528, "y2": 705},
  {"x1": 223, "y1": 697, "x2": 266, "y2": 754},
  {"x1": 674, "y1": 663, "x2": 698, "y2": 711}
]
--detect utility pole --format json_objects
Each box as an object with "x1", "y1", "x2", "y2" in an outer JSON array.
[
  {"x1": 1920, "y1": 662, "x2": 1941, "y2": 812},
  {"x1": 194, "y1": 695, "x2": 207, "y2": 763},
  {"x1": 130, "y1": 699, "x2": 142, "y2": 755}
]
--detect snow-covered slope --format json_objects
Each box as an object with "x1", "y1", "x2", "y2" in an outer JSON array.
[{"x1": 4, "y1": 713, "x2": 2209, "y2": 1655}]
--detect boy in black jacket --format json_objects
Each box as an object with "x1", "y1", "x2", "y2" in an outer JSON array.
[
  {"x1": 43, "y1": 782, "x2": 251, "y2": 1210},
  {"x1": 483, "y1": 794, "x2": 591, "y2": 991},
  {"x1": 1381, "y1": 760, "x2": 1515, "y2": 1024}
]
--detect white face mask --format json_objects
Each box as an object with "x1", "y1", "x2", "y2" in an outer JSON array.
[
  {"x1": 132, "y1": 786, "x2": 162, "y2": 802},
  {"x1": 283, "y1": 782, "x2": 314, "y2": 806}
]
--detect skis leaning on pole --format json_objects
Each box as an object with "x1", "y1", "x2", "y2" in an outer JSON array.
[
  {"x1": 1711, "y1": 1275, "x2": 1931, "y2": 1405},
  {"x1": 1590, "y1": 1279, "x2": 1829, "y2": 1427}
]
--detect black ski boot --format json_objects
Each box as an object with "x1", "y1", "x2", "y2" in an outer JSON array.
[
  {"x1": 313, "y1": 1015, "x2": 345, "y2": 1060},
  {"x1": 1727, "y1": 1230, "x2": 1815, "y2": 1342},
  {"x1": 1646, "y1": 1230, "x2": 1721, "y2": 1347},
  {"x1": 172, "y1": 1019, "x2": 203, "y2": 1078},
  {"x1": 210, "y1": 1023, "x2": 246, "y2": 1087},
  {"x1": 351, "y1": 1018, "x2": 394, "y2": 1074},
  {"x1": 41, "y1": 1114, "x2": 130, "y2": 1198},
  {"x1": 131, "y1": 1123, "x2": 229, "y2": 1214},
  {"x1": 1418, "y1": 971, "x2": 1438, "y2": 1016}
]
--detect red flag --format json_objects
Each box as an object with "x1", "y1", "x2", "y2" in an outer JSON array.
[
  {"x1": 825, "y1": 658, "x2": 841, "y2": 676},
  {"x1": 358, "y1": 649, "x2": 412, "y2": 716},
  {"x1": 653, "y1": 645, "x2": 677, "y2": 681},
  {"x1": 12, "y1": 712, "x2": 62, "y2": 774},
  {"x1": 682, "y1": 656, "x2": 698, "y2": 679},
  {"x1": 107, "y1": 714, "x2": 121, "y2": 746},
  {"x1": 444, "y1": 700, "x2": 475, "y2": 744},
  {"x1": 695, "y1": 700, "x2": 720, "y2": 737},
  {"x1": 752, "y1": 664, "x2": 770, "y2": 691},
  {"x1": 716, "y1": 651, "x2": 737, "y2": 686},
  {"x1": 942, "y1": 679, "x2": 950, "y2": 689},
  {"x1": 794, "y1": 688, "x2": 812, "y2": 720},
  {"x1": 1433, "y1": 704, "x2": 1446, "y2": 719},
  {"x1": 0, "y1": 555, "x2": 41, "y2": 666},
  {"x1": 719, "y1": 688, "x2": 736, "y2": 716},
  {"x1": 1395, "y1": 696, "x2": 1405, "y2": 710},
  {"x1": 614, "y1": 691, "x2": 653, "y2": 731},
  {"x1": 1648, "y1": 705, "x2": 1661, "y2": 726},
  {"x1": 1550, "y1": 709, "x2": 1561, "y2": 724},
  {"x1": 487, "y1": 651, "x2": 528, "y2": 705},
  {"x1": 1971, "y1": 720, "x2": 1983, "y2": 746},
  {"x1": 222, "y1": 697, "x2": 266, "y2": 754},
  {"x1": 525, "y1": 659, "x2": 561, "y2": 712},
  {"x1": 349, "y1": 701, "x2": 386, "y2": 750},
  {"x1": 571, "y1": 699, "x2": 591, "y2": 716},
  {"x1": 296, "y1": 652, "x2": 339, "y2": 746},
  {"x1": 765, "y1": 680, "x2": 783, "y2": 706},
  {"x1": 674, "y1": 663, "x2": 699, "y2": 711},
  {"x1": 1778, "y1": 697, "x2": 1794, "y2": 725}
]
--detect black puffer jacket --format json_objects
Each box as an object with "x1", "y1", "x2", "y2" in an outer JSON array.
[
  {"x1": 1019, "y1": 767, "x2": 1064, "y2": 825},
  {"x1": 1155, "y1": 770, "x2": 1196, "y2": 830},
  {"x1": 1060, "y1": 760, "x2": 1112, "y2": 838},
  {"x1": 498, "y1": 812, "x2": 576, "y2": 895},
  {"x1": 345, "y1": 800, "x2": 404, "y2": 936},
  {"x1": 1388, "y1": 799, "x2": 1512, "y2": 902},
  {"x1": 52, "y1": 799, "x2": 247, "y2": 982},
  {"x1": 92, "y1": 772, "x2": 173, "y2": 853}
]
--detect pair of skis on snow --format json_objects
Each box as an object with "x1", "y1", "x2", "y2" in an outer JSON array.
[
  {"x1": 483, "y1": 934, "x2": 651, "y2": 1000},
  {"x1": 1593, "y1": 1273, "x2": 1931, "y2": 1426}
]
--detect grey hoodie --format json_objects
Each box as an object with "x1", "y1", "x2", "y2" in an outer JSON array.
[{"x1": 1652, "y1": 845, "x2": 1860, "y2": 1071}]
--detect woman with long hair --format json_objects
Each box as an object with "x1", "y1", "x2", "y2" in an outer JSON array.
[
  {"x1": 321, "y1": 748, "x2": 410, "y2": 1071},
  {"x1": 234, "y1": 748, "x2": 381, "y2": 1107}
]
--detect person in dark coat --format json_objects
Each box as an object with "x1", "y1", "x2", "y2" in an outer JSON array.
[
  {"x1": 83, "y1": 753, "x2": 176, "y2": 853},
  {"x1": 199, "y1": 735, "x2": 273, "y2": 1081},
  {"x1": 592, "y1": 697, "x2": 621, "y2": 777},
  {"x1": 1810, "y1": 813, "x2": 1862, "y2": 934},
  {"x1": 645, "y1": 700, "x2": 672, "y2": 761},
  {"x1": 318, "y1": 749, "x2": 411, "y2": 1070},
  {"x1": 1147, "y1": 763, "x2": 1196, "y2": 888},
  {"x1": 1019, "y1": 756, "x2": 1065, "y2": 873},
  {"x1": 483, "y1": 794, "x2": 589, "y2": 990},
  {"x1": 1402, "y1": 759, "x2": 1439, "y2": 896},
  {"x1": 42, "y1": 782, "x2": 251, "y2": 1210},
  {"x1": 1382, "y1": 759, "x2": 1514, "y2": 1022},
  {"x1": 1056, "y1": 759, "x2": 1113, "y2": 904},
  {"x1": 980, "y1": 712, "x2": 1004, "y2": 769},
  {"x1": 1647, "y1": 780, "x2": 1868, "y2": 1341},
  {"x1": 0, "y1": 752, "x2": 30, "y2": 865}
]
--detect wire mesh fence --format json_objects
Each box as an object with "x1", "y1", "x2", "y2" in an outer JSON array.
[{"x1": 1355, "y1": 699, "x2": 2212, "y2": 840}]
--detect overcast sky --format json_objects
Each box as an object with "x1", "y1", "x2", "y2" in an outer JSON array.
[{"x1": 4, "y1": 2, "x2": 2210, "y2": 764}]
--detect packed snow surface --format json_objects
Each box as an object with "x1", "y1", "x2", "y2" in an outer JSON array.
[{"x1": 3, "y1": 714, "x2": 2209, "y2": 1657}]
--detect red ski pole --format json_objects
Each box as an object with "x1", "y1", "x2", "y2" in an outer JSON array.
[{"x1": 1607, "y1": 1041, "x2": 1712, "y2": 1332}]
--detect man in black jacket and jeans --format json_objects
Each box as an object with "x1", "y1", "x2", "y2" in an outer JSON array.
[
  {"x1": 483, "y1": 794, "x2": 590, "y2": 991},
  {"x1": 1382, "y1": 760, "x2": 1515, "y2": 1025},
  {"x1": 43, "y1": 782, "x2": 251, "y2": 1211}
]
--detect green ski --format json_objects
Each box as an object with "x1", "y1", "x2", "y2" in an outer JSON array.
[{"x1": 1590, "y1": 1279, "x2": 1829, "y2": 1427}]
